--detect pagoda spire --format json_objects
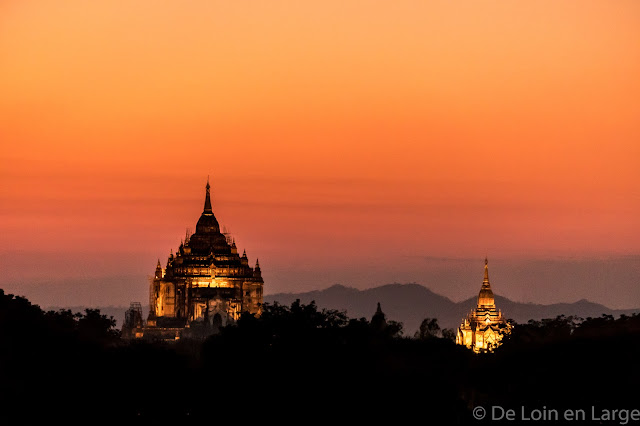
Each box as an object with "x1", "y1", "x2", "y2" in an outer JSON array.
[
  {"x1": 203, "y1": 176, "x2": 213, "y2": 214},
  {"x1": 477, "y1": 257, "x2": 495, "y2": 308},
  {"x1": 155, "y1": 259, "x2": 163, "y2": 279},
  {"x1": 253, "y1": 258, "x2": 262, "y2": 278},
  {"x1": 483, "y1": 257, "x2": 489, "y2": 284},
  {"x1": 195, "y1": 177, "x2": 220, "y2": 234},
  {"x1": 371, "y1": 302, "x2": 387, "y2": 331}
]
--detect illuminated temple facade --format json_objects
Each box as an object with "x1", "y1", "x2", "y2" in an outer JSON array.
[
  {"x1": 135, "y1": 180, "x2": 264, "y2": 340},
  {"x1": 456, "y1": 259, "x2": 510, "y2": 352}
]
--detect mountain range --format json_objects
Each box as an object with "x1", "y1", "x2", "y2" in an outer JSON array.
[
  {"x1": 264, "y1": 283, "x2": 640, "y2": 335},
  {"x1": 49, "y1": 283, "x2": 640, "y2": 336}
]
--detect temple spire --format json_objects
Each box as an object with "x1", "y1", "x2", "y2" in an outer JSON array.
[
  {"x1": 203, "y1": 177, "x2": 213, "y2": 214},
  {"x1": 371, "y1": 302, "x2": 387, "y2": 332},
  {"x1": 477, "y1": 257, "x2": 495, "y2": 308},
  {"x1": 483, "y1": 257, "x2": 489, "y2": 284},
  {"x1": 376, "y1": 302, "x2": 383, "y2": 315},
  {"x1": 253, "y1": 258, "x2": 262, "y2": 278},
  {"x1": 155, "y1": 259, "x2": 163, "y2": 279}
]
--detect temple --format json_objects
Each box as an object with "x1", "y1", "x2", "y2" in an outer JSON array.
[
  {"x1": 456, "y1": 258, "x2": 510, "y2": 352},
  {"x1": 125, "y1": 179, "x2": 264, "y2": 340}
]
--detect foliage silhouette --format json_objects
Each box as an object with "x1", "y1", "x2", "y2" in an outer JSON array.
[
  {"x1": 416, "y1": 317, "x2": 441, "y2": 339},
  {"x1": 442, "y1": 328, "x2": 456, "y2": 342},
  {"x1": 1, "y1": 290, "x2": 639, "y2": 423}
]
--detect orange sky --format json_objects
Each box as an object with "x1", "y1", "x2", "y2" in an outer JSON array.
[{"x1": 1, "y1": 1, "x2": 639, "y2": 307}]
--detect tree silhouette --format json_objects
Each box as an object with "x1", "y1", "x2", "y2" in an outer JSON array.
[
  {"x1": 441, "y1": 328, "x2": 456, "y2": 342},
  {"x1": 415, "y1": 317, "x2": 441, "y2": 339},
  {"x1": 2, "y1": 288, "x2": 639, "y2": 423},
  {"x1": 77, "y1": 308, "x2": 120, "y2": 342}
]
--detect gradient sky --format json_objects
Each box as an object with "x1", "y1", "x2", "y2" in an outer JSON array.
[{"x1": 1, "y1": 1, "x2": 639, "y2": 309}]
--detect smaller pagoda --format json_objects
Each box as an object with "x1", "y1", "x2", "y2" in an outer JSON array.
[{"x1": 456, "y1": 258, "x2": 511, "y2": 352}]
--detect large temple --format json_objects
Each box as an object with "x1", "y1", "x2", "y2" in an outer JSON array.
[
  {"x1": 126, "y1": 179, "x2": 264, "y2": 340},
  {"x1": 456, "y1": 258, "x2": 510, "y2": 352}
]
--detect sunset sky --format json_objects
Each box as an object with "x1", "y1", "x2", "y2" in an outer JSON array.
[{"x1": 1, "y1": 1, "x2": 639, "y2": 309}]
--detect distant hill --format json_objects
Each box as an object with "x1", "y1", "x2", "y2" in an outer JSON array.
[
  {"x1": 47, "y1": 283, "x2": 640, "y2": 335},
  {"x1": 265, "y1": 283, "x2": 640, "y2": 335}
]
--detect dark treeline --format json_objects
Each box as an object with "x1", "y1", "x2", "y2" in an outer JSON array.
[{"x1": 1, "y1": 289, "x2": 639, "y2": 424}]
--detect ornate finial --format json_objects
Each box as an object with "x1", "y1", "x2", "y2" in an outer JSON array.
[
  {"x1": 156, "y1": 259, "x2": 161, "y2": 268},
  {"x1": 483, "y1": 257, "x2": 490, "y2": 284},
  {"x1": 253, "y1": 258, "x2": 262, "y2": 278},
  {"x1": 242, "y1": 249, "x2": 247, "y2": 257},
  {"x1": 203, "y1": 178, "x2": 213, "y2": 213}
]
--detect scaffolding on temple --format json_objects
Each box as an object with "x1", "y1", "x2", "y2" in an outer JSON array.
[{"x1": 122, "y1": 302, "x2": 145, "y2": 339}]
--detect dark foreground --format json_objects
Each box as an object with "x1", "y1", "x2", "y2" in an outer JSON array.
[{"x1": 1, "y1": 289, "x2": 639, "y2": 424}]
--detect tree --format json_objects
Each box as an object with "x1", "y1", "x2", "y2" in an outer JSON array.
[
  {"x1": 386, "y1": 320, "x2": 404, "y2": 338},
  {"x1": 415, "y1": 317, "x2": 441, "y2": 339},
  {"x1": 76, "y1": 308, "x2": 120, "y2": 342},
  {"x1": 441, "y1": 328, "x2": 456, "y2": 342}
]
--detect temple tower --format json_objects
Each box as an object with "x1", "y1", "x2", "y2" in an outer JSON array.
[
  {"x1": 137, "y1": 179, "x2": 265, "y2": 340},
  {"x1": 456, "y1": 258, "x2": 510, "y2": 352}
]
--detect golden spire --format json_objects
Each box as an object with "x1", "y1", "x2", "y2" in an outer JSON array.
[
  {"x1": 483, "y1": 257, "x2": 489, "y2": 284},
  {"x1": 477, "y1": 257, "x2": 495, "y2": 308}
]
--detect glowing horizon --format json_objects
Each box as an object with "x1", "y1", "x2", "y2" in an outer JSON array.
[{"x1": 1, "y1": 1, "x2": 639, "y2": 308}]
